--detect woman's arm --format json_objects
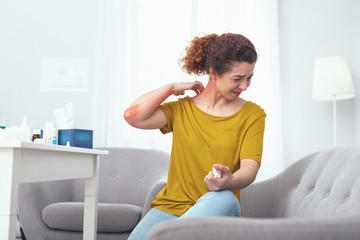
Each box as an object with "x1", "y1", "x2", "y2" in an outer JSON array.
[
  {"x1": 124, "y1": 81, "x2": 204, "y2": 129},
  {"x1": 204, "y1": 159, "x2": 259, "y2": 191}
]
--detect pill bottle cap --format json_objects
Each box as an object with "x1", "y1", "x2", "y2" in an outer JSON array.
[{"x1": 32, "y1": 129, "x2": 41, "y2": 135}]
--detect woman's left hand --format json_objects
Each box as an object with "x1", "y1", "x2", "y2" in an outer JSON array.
[{"x1": 204, "y1": 164, "x2": 232, "y2": 191}]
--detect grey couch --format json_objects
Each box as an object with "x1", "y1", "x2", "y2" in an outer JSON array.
[
  {"x1": 18, "y1": 147, "x2": 170, "y2": 240},
  {"x1": 147, "y1": 145, "x2": 360, "y2": 240}
]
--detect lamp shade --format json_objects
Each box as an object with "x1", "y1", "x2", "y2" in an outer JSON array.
[{"x1": 312, "y1": 56, "x2": 356, "y2": 101}]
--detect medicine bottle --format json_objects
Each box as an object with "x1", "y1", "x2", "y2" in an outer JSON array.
[
  {"x1": 43, "y1": 122, "x2": 55, "y2": 144},
  {"x1": 51, "y1": 126, "x2": 58, "y2": 145},
  {"x1": 21, "y1": 116, "x2": 32, "y2": 141},
  {"x1": 32, "y1": 129, "x2": 41, "y2": 142}
]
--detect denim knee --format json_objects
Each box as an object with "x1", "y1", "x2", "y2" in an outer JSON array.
[
  {"x1": 200, "y1": 190, "x2": 238, "y2": 203},
  {"x1": 198, "y1": 190, "x2": 241, "y2": 216}
]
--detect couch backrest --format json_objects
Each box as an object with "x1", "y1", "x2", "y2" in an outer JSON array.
[
  {"x1": 72, "y1": 148, "x2": 170, "y2": 207},
  {"x1": 274, "y1": 145, "x2": 360, "y2": 218}
]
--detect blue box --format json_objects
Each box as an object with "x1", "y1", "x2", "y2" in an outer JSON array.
[{"x1": 58, "y1": 129, "x2": 93, "y2": 149}]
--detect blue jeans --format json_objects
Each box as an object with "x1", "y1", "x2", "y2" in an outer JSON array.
[{"x1": 128, "y1": 190, "x2": 241, "y2": 240}]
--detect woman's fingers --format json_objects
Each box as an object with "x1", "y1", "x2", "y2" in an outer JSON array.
[
  {"x1": 196, "y1": 85, "x2": 204, "y2": 94},
  {"x1": 172, "y1": 81, "x2": 204, "y2": 96},
  {"x1": 193, "y1": 81, "x2": 204, "y2": 94},
  {"x1": 204, "y1": 171, "x2": 222, "y2": 191}
]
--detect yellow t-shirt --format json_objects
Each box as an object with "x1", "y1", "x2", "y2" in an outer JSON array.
[{"x1": 150, "y1": 96, "x2": 266, "y2": 216}]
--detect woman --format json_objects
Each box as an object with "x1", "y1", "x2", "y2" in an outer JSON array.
[{"x1": 124, "y1": 33, "x2": 266, "y2": 240}]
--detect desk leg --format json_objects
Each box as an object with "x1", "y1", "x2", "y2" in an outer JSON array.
[
  {"x1": 83, "y1": 155, "x2": 99, "y2": 240},
  {"x1": 0, "y1": 149, "x2": 21, "y2": 240}
]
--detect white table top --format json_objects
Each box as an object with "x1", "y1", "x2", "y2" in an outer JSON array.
[{"x1": 0, "y1": 140, "x2": 108, "y2": 155}]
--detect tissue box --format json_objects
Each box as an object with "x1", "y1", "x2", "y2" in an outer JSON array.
[{"x1": 58, "y1": 129, "x2": 93, "y2": 149}]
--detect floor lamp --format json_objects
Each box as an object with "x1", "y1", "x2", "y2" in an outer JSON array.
[{"x1": 312, "y1": 56, "x2": 356, "y2": 147}]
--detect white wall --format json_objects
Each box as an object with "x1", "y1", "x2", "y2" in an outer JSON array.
[
  {"x1": 1, "y1": 1, "x2": 359, "y2": 166},
  {"x1": 354, "y1": 4, "x2": 360, "y2": 144},
  {"x1": 278, "y1": 0, "x2": 360, "y2": 166},
  {"x1": 0, "y1": 0, "x2": 99, "y2": 130}
]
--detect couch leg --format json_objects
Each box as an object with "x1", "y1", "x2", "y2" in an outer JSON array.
[{"x1": 20, "y1": 228, "x2": 27, "y2": 240}]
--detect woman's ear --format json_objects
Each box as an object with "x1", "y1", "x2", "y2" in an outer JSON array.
[{"x1": 209, "y1": 68, "x2": 217, "y2": 80}]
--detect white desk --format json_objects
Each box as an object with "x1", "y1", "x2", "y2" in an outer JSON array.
[{"x1": 0, "y1": 140, "x2": 108, "y2": 240}]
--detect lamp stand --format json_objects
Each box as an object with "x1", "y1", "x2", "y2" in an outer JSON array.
[{"x1": 333, "y1": 97, "x2": 337, "y2": 147}]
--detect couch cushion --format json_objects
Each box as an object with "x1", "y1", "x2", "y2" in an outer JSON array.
[{"x1": 42, "y1": 202, "x2": 142, "y2": 232}]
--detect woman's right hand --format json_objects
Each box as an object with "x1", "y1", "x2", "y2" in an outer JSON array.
[
  {"x1": 124, "y1": 81, "x2": 204, "y2": 130},
  {"x1": 172, "y1": 81, "x2": 205, "y2": 96}
]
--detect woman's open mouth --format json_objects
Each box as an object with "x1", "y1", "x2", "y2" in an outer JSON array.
[{"x1": 232, "y1": 91, "x2": 241, "y2": 97}]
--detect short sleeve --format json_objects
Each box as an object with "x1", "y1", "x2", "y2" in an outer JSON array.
[
  {"x1": 239, "y1": 109, "x2": 266, "y2": 165},
  {"x1": 159, "y1": 101, "x2": 176, "y2": 134}
]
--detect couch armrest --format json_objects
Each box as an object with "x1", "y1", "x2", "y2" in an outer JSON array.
[
  {"x1": 241, "y1": 171, "x2": 303, "y2": 218},
  {"x1": 141, "y1": 180, "x2": 167, "y2": 219},
  {"x1": 147, "y1": 214, "x2": 360, "y2": 240},
  {"x1": 240, "y1": 178, "x2": 281, "y2": 218}
]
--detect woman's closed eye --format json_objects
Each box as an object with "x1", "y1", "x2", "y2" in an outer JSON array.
[{"x1": 233, "y1": 76, "x2": 244, "y2": 81}]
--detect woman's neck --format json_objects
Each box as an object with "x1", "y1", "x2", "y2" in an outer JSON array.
[
  {"x1": 192, "y1": 78, "x2": 244, "y2": 116},
  {"x1": 193, "y1": 78, "x2": 229, "y2": 107}
]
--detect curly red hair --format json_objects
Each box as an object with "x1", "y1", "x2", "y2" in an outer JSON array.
[{"x1": 180, "y1": 33, "x2": 257, "y2": 76}]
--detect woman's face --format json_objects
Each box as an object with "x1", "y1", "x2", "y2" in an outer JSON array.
[{"x1": 215, "y1": 61, "x2": 255, "y2": 100}]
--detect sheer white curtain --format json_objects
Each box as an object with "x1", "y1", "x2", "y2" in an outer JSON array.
[{"x1": 93, "y1": 0, "x2": 284, "y2": 181}]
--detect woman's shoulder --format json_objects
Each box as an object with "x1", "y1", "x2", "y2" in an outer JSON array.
[
  {"x1": 243, "y1": 101, "x2": 266, "y2": 117},
  {"x1": 163, "y1": 96, "x2": 191, "y2": 104},
  {"x1": 161, "y1": 96, "x2": 192, "y2": 110}
]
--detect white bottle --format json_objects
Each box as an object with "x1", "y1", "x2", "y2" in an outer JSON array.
[
  {"x1": 20, "y1": 115, "x2": 32, "y2": 142},
  {"x1": 212, "y1": 167, "x2": 222, "y2": 178},
  {"x1": 43, "y1": 122, "x2": 55, "y2": 144}
]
